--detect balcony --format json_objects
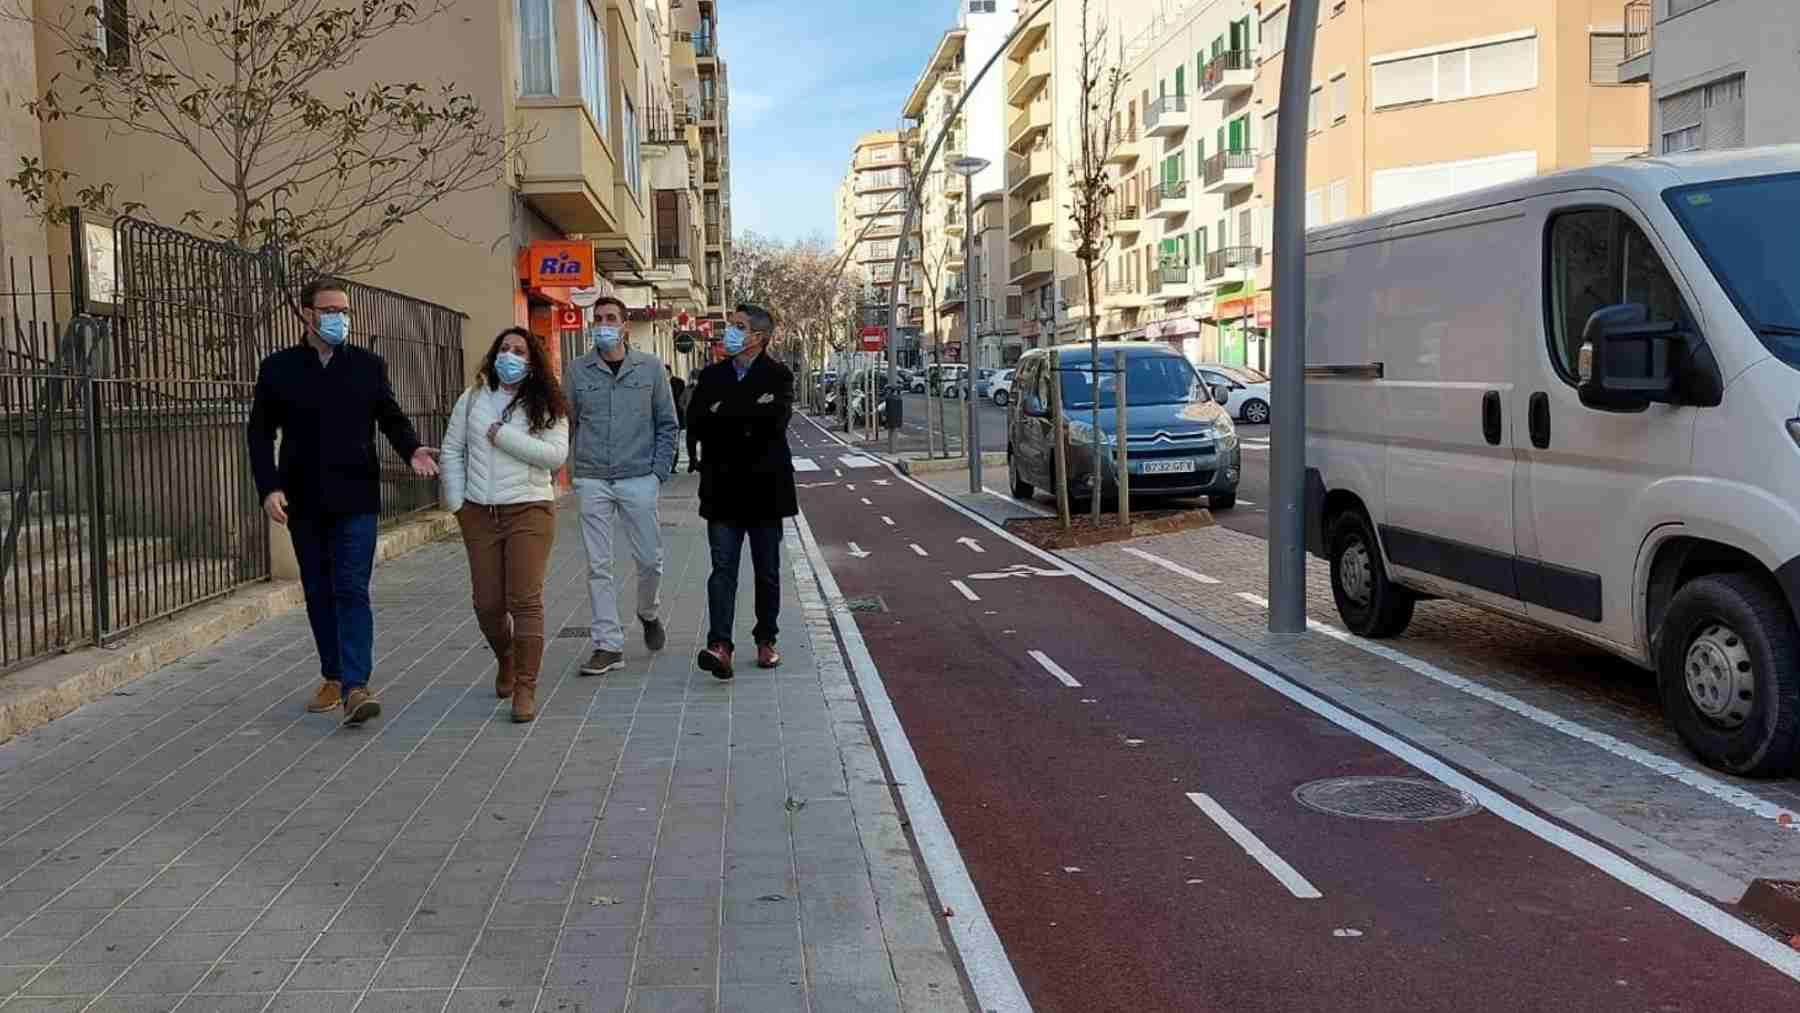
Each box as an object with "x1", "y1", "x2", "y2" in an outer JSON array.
[
  {"x1": 942, "y1": 67, "x2": 965, "y2": 93},
  {"x1": 705, "y1": 221, "x2": 720, "y2": 245},
  {"x1": 944, "y1": 172, "x2": 965, "y2": 198},
  {"x1": 1008, "y1": 199, "x2": 1052, "y2": 241},
  {"x1": 943, "y1": 207, "x2": 965, "y2": 236},
  {"x1": 1010, "y1": 250, "x2": 1054, "y2": 285},
  {"x1": 1202, "y1": 149, "x2": 1256, "y2": 194},
  {"x1": 700, "y1": 99, "x2": 720, "y2": 123},
  {"x1": 1151, "y1": 262, "x2": 1193, "y2": 300},
  {"x1": 856, "y1": 173, "x2": 907, "y2": 195},
  {"x1": 1146, "y1": 180, "x2": 1190, "y2": 221},
  {"x1": 940, "y1": 283, "x2": 967, "y2": 310},
  {"x1": 1104, "y1": 279, "x2": 1147, "y2": 310},
  {"x1": 1007, "y1": 105, "x2": 1050, "y2": 152},
  {"x1": 1145, "y1": 95, "x2": 1190, "y2": 139},
  {"x1": 1006, "y1": 148, "x2": 1053, "y2": 195},
  {"x1": 1204, "y1": 245, "x2": 1263, "y2": 282},
  {"x1": 1111, "y1": 202, "x2": 1142, "y2": 237},
  {"x1": 866, "y1": 217, "x2": 902, "y2": 238},
  {"x1": 694, "y1": 34, "x2": 717, "y2": 59},
  {"x1": 1105, "y1": 133, "x2": 1141, "y2": 167},
  {"x1": 1620, "y1": 0, "x2": 1653, "y2": 83},
  {"x1": 1200, "y1": 50, "x2": 1254, "y2": 102},
  {"x1": 1007, "y1": 49, "x2": 1052, "y2": 107},
  {"x1": 516, "y1": 103, "x2": 618, "y2": 235},
  {"x1": 1008, "y1": 18, "x2": 1048, "y2": 60}
]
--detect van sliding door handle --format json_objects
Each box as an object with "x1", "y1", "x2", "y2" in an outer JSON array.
[
  {"x1": 1529, "y1": 392, "x2": 1551, "y2": 449},
  {"x1": 1482, "y1": 391, "x2": 1502, "y2": 446}
]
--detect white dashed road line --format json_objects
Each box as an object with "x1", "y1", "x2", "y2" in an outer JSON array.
[
  {"x1": 881, "y1": 516, "x2": 896, "y2": 526},
  {"x1": 951, "y1": 580, "x2": 981, "y2": 602},
  {"x1": 1119, "y1": 547, "x2": 1220, "y2": 585},
  {"x1": 1027, "y1": 650, "x2": 1081, "y2": 688},
  {"x1": 793, "y1": 457, "x2": 820, "y2": 472},
  {"x1": 910, "y1": 543, "x2": 929, "y2": 557},
  {"x1": 1187, "y1": 792, "x2": 1322, "y2": 900}
]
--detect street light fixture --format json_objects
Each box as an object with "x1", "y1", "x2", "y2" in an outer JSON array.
[{"x1": 948, "y1": 155, "x2": 990, "y2": 495}]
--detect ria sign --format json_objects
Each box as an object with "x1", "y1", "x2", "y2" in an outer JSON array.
[{"x1": 524, "y1": 241, "x2": 594, "y2": 290}]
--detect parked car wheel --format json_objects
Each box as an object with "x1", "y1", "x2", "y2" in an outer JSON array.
[
  {"x1": 1657, "y1": 573, "x2": 1800, "y2": 778},
  {"x1": 993, "y1": 389, "x2": 1009, "y2": 407},
  {"x1": 1209, "y1": 492, "x2": 1236, "y2": 511},
  {"x1": 1242, "y1": 399, "x2": 1270, "y2": 424},
  {"x1": 1328, "y1": 510, "x2": 1414, "y2": 638}
]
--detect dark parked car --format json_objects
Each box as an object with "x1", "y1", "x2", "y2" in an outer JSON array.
[{"x1": 1005, "y1": 343, "x2": 1240, "y2": 508}]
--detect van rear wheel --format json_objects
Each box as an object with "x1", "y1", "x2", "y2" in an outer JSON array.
[
  {"x1": 1328, "y1": 511, "x2": 1414, "y2": 638},
  {"x1": 1657, "y1": 574, "x2": 1800, "y2": 778}
]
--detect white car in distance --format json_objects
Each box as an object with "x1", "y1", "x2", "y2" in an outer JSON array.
[{"x1": 1192, "y1": 363, "x2": 1272, "y2": 424}]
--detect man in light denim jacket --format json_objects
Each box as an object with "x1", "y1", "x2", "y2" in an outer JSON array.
[{"x1": 565, "y1": 296, "x2": 680, "y2": 675}]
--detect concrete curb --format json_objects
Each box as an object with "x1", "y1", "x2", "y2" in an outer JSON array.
[
  {"x1": 0, "y1": 509, "x2": 459, "y2": 744},
  {"x1": 891, "y1": 453, "x2": 1008, "y2": 477}
]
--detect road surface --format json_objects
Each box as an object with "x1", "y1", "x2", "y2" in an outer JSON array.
[{"x1": 785, "y1": 416, "x2": 1800, "y2": 1013}]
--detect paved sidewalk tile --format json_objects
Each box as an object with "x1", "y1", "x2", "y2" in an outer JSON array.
[{"x1": 0, "y1": 478, "x2": 971, "y2": 1012}]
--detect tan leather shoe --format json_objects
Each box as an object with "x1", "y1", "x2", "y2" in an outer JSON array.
[
  {"x1": 306, "y1": 679, "x2": 342, "y2": 713},
  {"x1": 756, "y1": 643, "x2": 782, "y2": 670},
  {"x1": 342, "y1": 687, "x2": 381, "y2": 726}
]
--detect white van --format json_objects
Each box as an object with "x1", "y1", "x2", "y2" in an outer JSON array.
[{"x1": 1303, "y1": 146, "x2": 1800, "y2": 777}]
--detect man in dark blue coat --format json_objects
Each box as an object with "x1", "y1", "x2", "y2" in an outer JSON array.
[{"x1": 247, "y1": 278, "x2": 440, "y2": 725}]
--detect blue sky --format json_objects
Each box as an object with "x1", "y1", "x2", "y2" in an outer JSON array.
[{"x1": 723, "y1": 1, "x2": 952, "y2": 243}]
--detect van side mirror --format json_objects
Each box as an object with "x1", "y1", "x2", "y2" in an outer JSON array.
[
  {"x1": 1577, "y1": 303, "x2": 1686, "y2": 412},
  {"x1": 1211, "y1": 384, "x2": 1232, "y2": 405}
]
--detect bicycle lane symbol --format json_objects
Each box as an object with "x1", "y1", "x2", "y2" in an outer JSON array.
[{"x1": 964, "y1": 563, "x2": 1071, "y2": 581}]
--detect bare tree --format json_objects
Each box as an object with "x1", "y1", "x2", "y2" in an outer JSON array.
[
  {"x1": 7, "y1": 0, "x2": 527, "y2": 277},
  {"x1": 729, "y1": 230, "x2": 856, "y2": 406},
  {"x1": 1063, "y1": 0, "x2": 1126, "y2": 526}
]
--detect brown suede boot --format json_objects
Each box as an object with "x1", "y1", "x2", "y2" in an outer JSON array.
[
  {"x1": 510, "y1": 635, "x2": 543, "y2": 723},
  {"x1": 495, "y1": 648, "x2": 516, "y2": 699}
]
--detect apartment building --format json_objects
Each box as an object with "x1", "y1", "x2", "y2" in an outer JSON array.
[
  {"x1": 24, "y1": 0, "x2": 732, "y2": 380},
  {"x1": 695, "y1": 1, "x2": 736, "y2": 321},
  {"x1": 1226, "y1": 0, "x2": 1648, "y2": 369},
  {"x1": 1001, "y1": 0, "x2": 1160, "y2": 348},
  {"x1": 1619, "y1": 0, "x2": 1798, "y2": 153},
  {"x1": 834, "y1": 130, "x2": 927, "y2": 365},
  {"x1": 0, "y1": 17, "x2": 44, "y2": 265},
  {"x1": 633, "y1": 0, "x2": 713, "y2": 371}
]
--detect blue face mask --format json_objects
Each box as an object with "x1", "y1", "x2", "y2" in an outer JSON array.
[
  {"x1": 593, "y1": 325, "x2": 622, "y2": 352},
  {"x1": 494, "y1": 351, "x2": 529, "y2": 385},
  {"x1": 317, "y1": 312, "x2": 350, "y2": 346},
  {"x1": 722, "y1": 325, "x2": 748, "y2": 355}
]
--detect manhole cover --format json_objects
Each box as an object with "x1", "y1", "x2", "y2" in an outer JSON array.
[
  {"x1": 843, "y1": 595, "x2": 888, "y2": 614},
  {"x1": 1293, "y1": 777, "x2": 1481, "y2": 823}
]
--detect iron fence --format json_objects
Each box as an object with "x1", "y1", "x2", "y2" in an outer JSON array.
[{"x1": 0, "y1": 217, "x2": 464, "y2": 672}]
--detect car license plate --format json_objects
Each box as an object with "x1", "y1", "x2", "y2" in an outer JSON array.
[{"x1": 1135, "y1": 458, "x2": 1197, "y2": 475}]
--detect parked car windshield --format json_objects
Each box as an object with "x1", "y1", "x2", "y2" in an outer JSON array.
[
  {"x1": 1060, "y1": 355, "x2": 1204, "y2": 409},
  {"x1": 1216, "y1": 366, "x2": 1266, "y2": 385},
  {"x1": 1665, "y1": 172, "x2": 1800, "y2": 369}
]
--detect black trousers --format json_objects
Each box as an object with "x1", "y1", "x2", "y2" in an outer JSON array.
[{"x1": 705, "y1": 520, "x2": 782, "y2": 649}]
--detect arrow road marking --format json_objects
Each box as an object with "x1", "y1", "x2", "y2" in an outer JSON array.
[
  {"x1": 873, "y1": 479, "x2": 891, "y2": 486},
  {"x1": 1120, "y1": 546, "x2": 1220, "y2": 585},
  {"x1": 847, "y1": 543, "x2": 870, "y2": 559},
  {"x1": 910, "y1": 543, "x2": 929, "y2": 557},
  {"x1": 1027, "y1": 650, "x2": 1081, "y2": 688},
  {"x1": 1187, "y1": 792, "x2": 1322, "y2": 900},
  {"x1": 951, "y1": 580, "x2": 980, "y2": 602},
  {"x1": 956, "y1": 537, "x2": 986, "y2": 554},
  {"x1": 796, "y1": 481, "x2": 840, "y2": 489}
]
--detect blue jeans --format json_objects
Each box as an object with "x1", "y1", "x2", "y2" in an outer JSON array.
[
  {"x1": 289, "y1": 512, "x2": 378, "y2": 690},
  {"x1": 706, "y1": 521, "x2": 782, "y2": 650}
]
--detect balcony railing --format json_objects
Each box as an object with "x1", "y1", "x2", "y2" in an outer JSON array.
[
  {"x1": 1144, "y1": 94, "x2": 1188, "y2": 132},
  {"x1": 695, "y1": 34, "x2": 716, "y2": 58},
  {"x1": 700, "y1": 100, "x2": 719, "y2": 121},
  {"x1": 1624, "y1": 1, "x2": 1653, "y2": 60},
  {"x1": 1201, "y1": 49, "x2": 1253, "y2": 92},
  {"x1": 656, "y1": 240, "x2": 687, "y2": 263},
  {"x1": 705, "y1": 222, "x2": 720, "y2": 244},
  {"x1": 1203, "y1": 149, "x2": 1256, "y2": 186},
  {"x1": 1204, "y1": 245, "x2": 1263, "y2": 281}
]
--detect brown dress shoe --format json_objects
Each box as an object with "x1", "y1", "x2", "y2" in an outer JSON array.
[
  {"x1": 697, "y1": 644, "x2": 734, "y2": 680},
  {"x1": 307, "y1": 679, "x2": 342, "y2": 713},
  {"x1": 580, "y1": 649, "x2": 623, "y2": 676},
  {"x1": 342, "y1": 687, "x2": 381, "y2": 726},
  {"x1": 495, "y1": 649, "x2": 516, "y2": 699},
  {"x1": 756, "y1": 643, "x2": 782, "y2": 669}
]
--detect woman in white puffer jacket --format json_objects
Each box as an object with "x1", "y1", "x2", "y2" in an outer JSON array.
[{"x1": 441, "y1": 328, "x2": 570, "y2": 722}]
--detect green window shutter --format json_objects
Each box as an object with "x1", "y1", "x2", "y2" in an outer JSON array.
[
  {"x1": 1212, "y1": 35, "x2": 1224, "y2": 57},
  {"x1": 1196, "y1": 139, "x2": 1205, "y2": 165},
  {"x1": 1179, "y1": 236, "x2": 1190, "y2": 263},
  {"x1": 1175, "y1": 66, "x2": 1185, "y2": 97},
  {"x1": 1196, "y1": 227, "x2": 1208, "y2": 264},
  {"x1": 1228, "y1": 117, "x2": 1246, "y2": 152}
]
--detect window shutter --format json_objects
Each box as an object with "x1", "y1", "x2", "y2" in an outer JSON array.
[
  {"x1": 1589, "y1": 34, "x2": 1624, "y2": 85},
  {"x1": 1469, "y1": 37, "x2": 1536, "y2": 96},
  {"x1": 1328, "y1": 180, "x2": 1348, "y2": 223},
  {"x1": 1371, "y1": 56, "x2": 1434, "y2": 108}
]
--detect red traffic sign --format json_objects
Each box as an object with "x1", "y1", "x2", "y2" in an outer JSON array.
[{"x1": 859, "y1": 325, "x2": 884, "y2": 352}]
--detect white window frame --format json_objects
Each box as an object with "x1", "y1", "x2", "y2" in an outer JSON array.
[
  {"x1": 1261, "y1": 109, "x2": 1279, "y2": 157},
  {"x1": 517, "y1": 0, "x2": 558, "y2": 98},
  {"x1": 1330, "y1": 72, "x2": 1348, "y2": 123},
  {"x1": 1308, "y1": 86, "x2": 1322, "y2": 133},
  {"x1": 1260, "y1": 5, "x2": 1289, "y2": 61},
  {"x1": 578, "y1": 1, "x2": 609, "y2": 134},
  {"x1": 623, "y1": 92, "x2": 641, "y2": 196},
  {"x1": 1370, "y1": 31, "x2": 1539, "y2": 111}
]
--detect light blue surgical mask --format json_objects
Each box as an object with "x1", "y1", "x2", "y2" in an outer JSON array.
[
  {"x1": 317, "y1": 312, "x2": 350, "y2": 346},
  {"x1": 494, "y1": 351, "x2": 529, "y2": 385},
  {"x1": 593, "y1": 325, "x2": 622, "y2": 352},
  {"x1": 722, "y1": 325, "x2": 748, "y2": 355}
]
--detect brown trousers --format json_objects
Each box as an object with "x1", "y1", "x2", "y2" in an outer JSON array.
[{"x1": 456, "y1": 502, "x2": 557, "y2": 683}]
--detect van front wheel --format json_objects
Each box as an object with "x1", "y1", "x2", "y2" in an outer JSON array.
[
  {"x1": 1328, "y1": 511, "x2": 1414, "y2": 638},
  {"x1": 1658, "y1": 574, "x2": 1800, "y2": 778}
]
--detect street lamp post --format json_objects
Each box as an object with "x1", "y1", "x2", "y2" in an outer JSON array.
[{"x1": 948, "y1": 156, "x2": 990, "y2": 494}]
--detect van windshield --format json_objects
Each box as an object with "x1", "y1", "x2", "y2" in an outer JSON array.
[
  {"x1": 1060, "y1": 355, "x2": 1205, "y2": 409},
  {"x1": 1665, "y1": 173, "x2": 1800, "y2": 369}
]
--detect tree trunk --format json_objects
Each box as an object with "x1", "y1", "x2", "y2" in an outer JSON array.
[
  {"x1": 1049, "y1": 351, "x2": 1072, "y2": 531},
  {"x1": 1083, "y1": 258, "x2": 1103, "y2": 524}
]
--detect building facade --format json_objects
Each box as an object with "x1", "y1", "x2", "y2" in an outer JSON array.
[
  {"x1": 834, "y1": 131, "x2": 926, "y2": 366},
  {"x1": 1619, "y1": 0, "x2": 1796, "y2": 154},
  {"x1": 20, "y1": 0, "x2": 732, "y2": 380}
]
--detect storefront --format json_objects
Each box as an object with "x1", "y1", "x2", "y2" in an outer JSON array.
[
  {"x1": 517, "y1": 240, "x2": 596, "y2": 383},
  {"x1": 1212, "y1": 284, "x2": 1272, "y2": 371}
]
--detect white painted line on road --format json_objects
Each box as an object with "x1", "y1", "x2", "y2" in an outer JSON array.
[
  {"x1": 881, "y1": 516, "x2": 895, "y2": 527},
  {"x1": 793, "y1": 457, "x2": 820, "y2": 472},
  {"x1": 957, "y1": 537, "x2": 986, "y2": 554},
  {"x1": 951, "y1": 580, "x2": 981, "y2": 602},
  {"x1": 1187, "y1": 793, "x2": 1322, "y2": 900},
  {"x1": 846, "y1": 483, "x2": 857, "y2": 491},
  {"x1": 1120, "y1": 547, "x2": 1220, "y2": 585},
  {"x1": 983, "y1": 488, "x2": 1054, "y2": 517},
  {"x1": 801, "y1": 411, "x2": 1800, "y2": 982},
  {"x1": 841, "y1": 454, "x2": 881, "y2": 469},
  {"x1": 790, "y1": 512, "x2": 1033, "y2": 1013},
  {"x1": 1235, "y1": 592, "x2": 1270, "y2": 607},
  {"x1": 1238, "y1": 499, "x2": 1257, "y2": 507},
  {"x1": 860, "y1": 497, "x2": 873, "y2": 506},
  {"x1": 847, "y1": 542, "x2": 870, "y2": 559},
  {"x1": 910, "y1": 543, "x2": 929, "y2": 557},
  {"x1": 1027, "y1": 650, "x2": 1081, "y2": 688}
]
